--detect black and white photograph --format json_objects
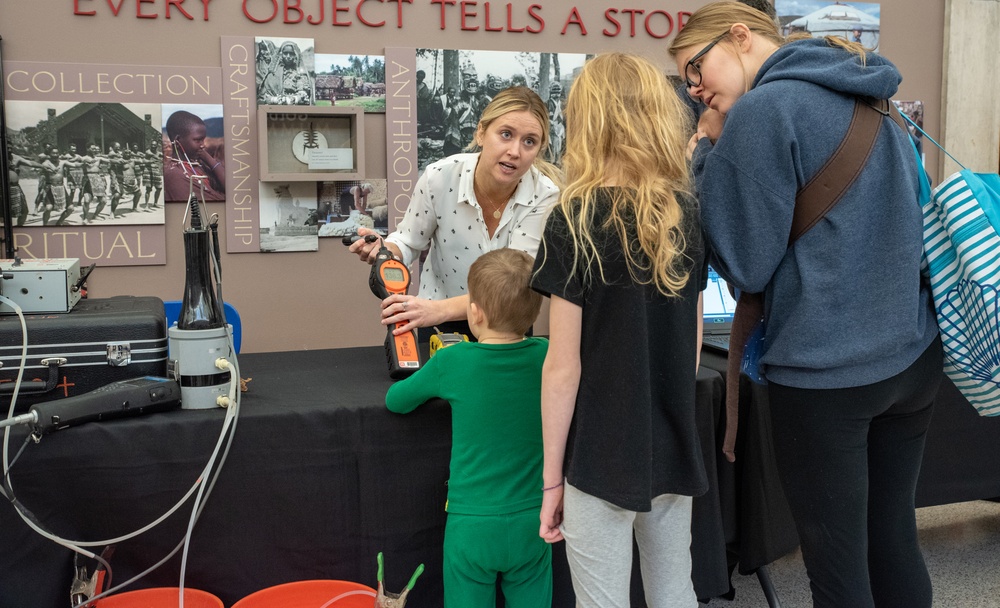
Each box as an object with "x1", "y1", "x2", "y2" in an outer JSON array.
[
  {"x1": 414, "y1": 49, "x2": 587, "y2": 170},
  {"x1": 315, "y1": 179, "x2": 389, "y2": 237},
  {"x1": 162, "y1": 103, "x2": 226, "y2": 202},
  {"x1": 258, "y1": 181, "x2": 320, "y2": 252},
  {"x1": 2, "y1": 100, "x2": 164, "y2": 227},
  {"x1": 776, "y1": 0, "x2": 881, "y2": 51},
  {"x1": 255, "y1": 37, "x2": 317, "y2": 106},
  {"x1": 894, "y1": 100, "x2": 926, "y2": 165},
  {"x1": 315, "y1": 54, "x2": 386, "y2": 113}
]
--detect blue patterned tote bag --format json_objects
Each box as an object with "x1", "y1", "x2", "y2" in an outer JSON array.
[{"x1": 905, "y1": 115, "x2": 1000, "y2": 415}]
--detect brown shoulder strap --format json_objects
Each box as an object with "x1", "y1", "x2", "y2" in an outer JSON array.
[
  {"x1": 789, "y1": 97, "x2": 886, "y2": 244},
  {"x1": 725, "y1": 98, "x2": 905, "y2": 463}
]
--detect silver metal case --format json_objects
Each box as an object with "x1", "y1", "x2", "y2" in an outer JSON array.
[{"x1": 0, "y1": 258, "x2": 82, "y2": 314}]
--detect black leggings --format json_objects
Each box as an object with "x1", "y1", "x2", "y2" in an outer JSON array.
[{"x1": 767, "y1": 336, "x2": 943, "y2": 608}]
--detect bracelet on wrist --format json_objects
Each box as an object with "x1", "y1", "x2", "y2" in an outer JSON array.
[
  {"x1": 211, "y1": 161, "x2": 221, "y2": 170},
  {"x1": 542, "y1": 481, "x2": 564, "y2": 492}
]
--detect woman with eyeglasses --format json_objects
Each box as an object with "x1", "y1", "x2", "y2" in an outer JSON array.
[
  {"x1": 669, "y1": 4, "x2": 940, "y2": 608},
  {"x1": 673, "y1": 0, "x2": 776, "y2": 133}
]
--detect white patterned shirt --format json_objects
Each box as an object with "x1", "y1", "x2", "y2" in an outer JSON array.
[{"x1": 386, "y1": 153, "x2": 559, "y2": 300}]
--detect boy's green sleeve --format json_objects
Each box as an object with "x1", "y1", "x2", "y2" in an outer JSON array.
[{"x1": 385, "y1": 353, "x2": 443, "y2": 414}]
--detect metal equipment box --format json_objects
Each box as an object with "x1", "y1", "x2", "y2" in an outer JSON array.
[{"x1": 0, "y1": 258, "x2": 82, "y2": 315}]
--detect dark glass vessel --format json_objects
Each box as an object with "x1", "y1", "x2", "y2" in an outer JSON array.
[{"x1": 177, "y1": 198, "x2": 224, "y2": 330}]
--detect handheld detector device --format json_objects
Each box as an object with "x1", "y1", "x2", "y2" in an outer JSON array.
[{"x1": 370, "y1": 245, "x2": 421, "y2": 379}]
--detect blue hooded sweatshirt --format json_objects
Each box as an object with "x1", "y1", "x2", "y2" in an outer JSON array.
[{"x1": 692, "y1": 38, "x2": 938, "y2": 389}]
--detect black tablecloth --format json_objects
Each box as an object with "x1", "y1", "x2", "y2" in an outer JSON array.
[
  {"x1": 915, "y1": 376, "x2": 1000, "y2": 507},
  {"x1": 699, "y1": 347, "x2": 1000, "y2": 576},
  {"x1": 0, "y1": 347, "x2": 732, "y2": 608},
  {"x1": 697, "y1": 350, "x2": 800, "y2": 576}
]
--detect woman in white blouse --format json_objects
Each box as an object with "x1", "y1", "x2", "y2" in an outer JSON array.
[{"x1": 349, "y1": 86, "x2": 560, "y2": 339}]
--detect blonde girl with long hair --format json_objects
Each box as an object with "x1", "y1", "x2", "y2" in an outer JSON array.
[{"x1": 530, "y1": 52, "x2": 708, "y2": 608}]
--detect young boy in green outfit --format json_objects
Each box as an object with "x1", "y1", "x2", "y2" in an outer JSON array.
[{"x1": 386, "y1": 248, "x2": 551, "y2": 608}]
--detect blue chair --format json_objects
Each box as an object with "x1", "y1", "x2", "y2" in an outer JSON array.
[{"x1": 163, "y1": 300, "x2": 242, "y2": 354}]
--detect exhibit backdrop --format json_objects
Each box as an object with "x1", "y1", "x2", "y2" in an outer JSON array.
[{"x1": 0, "y1": 0, "x2": 947, "y2": 352}]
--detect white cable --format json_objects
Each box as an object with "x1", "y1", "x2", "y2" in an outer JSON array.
[
  {"x1": 2, "y1": 293, "x2": 30, "y2": 465},
  {"x1": 1, "y1": 296, "x2": 43, "y2": 471},
  {"x1": 1, "y1": 297, "x2": 242, "y2": 605},
  {"x1": 320, "y1": 590, "x2": 378, "y2": 608},
  {"x1": 86, "y1": 345, "x2": 240, "y2": 604},
  {"x1": 9, "y1": 401, "x2": 236, "y2": 548},
  {"x1": 178, "y1": 350, "x2": 239, "y2": 608},
  {"x1": 0, "y1": 294, "x2": 102, "y2": 567}
]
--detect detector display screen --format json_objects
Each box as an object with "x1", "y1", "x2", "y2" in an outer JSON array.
[{"x1": 383, "y1": 267, "x2": 405, "y2": 282}]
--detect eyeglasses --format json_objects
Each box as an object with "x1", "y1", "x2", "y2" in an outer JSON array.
[{"x1": 684, "y1": 34, "x2": 728, "y2": 89}]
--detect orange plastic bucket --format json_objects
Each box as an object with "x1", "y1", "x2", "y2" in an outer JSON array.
[
  {"x1": 94, "y1": 587, "x2": 223, "y2": 608},
  {"x1": 231, "y1": 580, "x2": 378, "y2": 608}
]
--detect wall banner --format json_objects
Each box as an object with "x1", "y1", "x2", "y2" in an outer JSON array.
[
  {"x1": 4, "y1": 62, "x2": 219, "y2": 104},
  {"x1": 1, "y1": 62, "x2": 222, "y2": 266},
  {"x1": 220, "y1": 37, "x2": 261, "y2": 253},
  {"x1": 384, "y1": 48, "x2": 418, "y2": 234}
]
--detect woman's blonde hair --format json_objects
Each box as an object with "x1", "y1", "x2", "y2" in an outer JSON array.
[
  {"x1": 464, "y1": 85, "x2": 561, "y2": 183},
  {"x1": 668, "y1": 1, "x2": 867, "y2": 63},
  {"x1": 550, "y1": 52, "x2": 692, "y2": 297}
]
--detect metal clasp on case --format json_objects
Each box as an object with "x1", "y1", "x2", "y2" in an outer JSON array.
[{"x1": 106, "y1": 343, "x2": 132, "y2": 367}]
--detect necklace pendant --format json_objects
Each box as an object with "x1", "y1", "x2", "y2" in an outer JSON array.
[{"x1": 493, "y1": 209, "x2": 501, "y2": 219}]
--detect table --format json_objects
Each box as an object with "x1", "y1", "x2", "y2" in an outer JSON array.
[
  {"x1": 0, "y1": 347, "x2": 733, "y2": 608},
  {"x1": 698, "y1": 348, "x2": 1000, "y2": 579},
  {"x1": 914, "y1": 376, "x2": 1000, "y2": 508},
  {"x1": 697, "y1": 350, "x2": 800, "y2": 580}
]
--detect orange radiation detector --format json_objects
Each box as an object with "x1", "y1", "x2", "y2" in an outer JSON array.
[{"x1": 369, "y1": 244, "x2": 421, "y2": 379}]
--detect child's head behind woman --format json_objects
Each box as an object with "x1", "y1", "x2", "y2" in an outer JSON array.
[
  {"x1": 468, "y1": 248, "x2": 542, "y2": 335},
  {"x1": 557, "y1": 52, "x2": 692, "y2": 296}
]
